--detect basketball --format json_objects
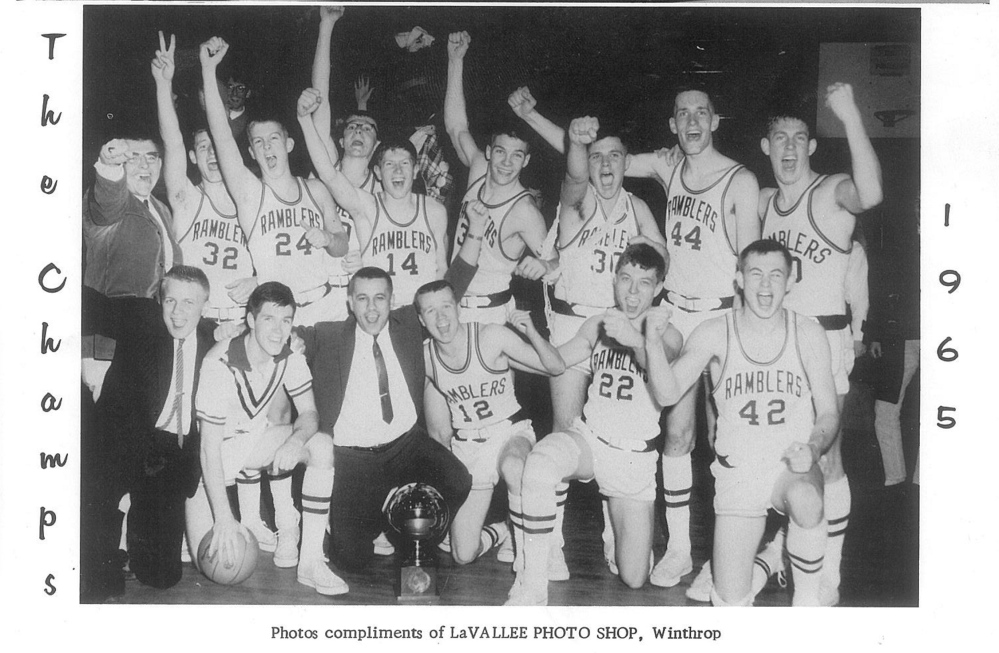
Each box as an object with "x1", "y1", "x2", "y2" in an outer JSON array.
[{"x1": 197, "y1": 527, "x2": 259, "y2": 585}]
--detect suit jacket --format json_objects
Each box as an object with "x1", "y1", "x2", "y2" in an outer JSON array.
[
  {"x1": 300, "y1": 258, "x2": 477, "y2": 438},
  {"x1": 83, "y1": 168, "x2": 181, "y2": 300},
  {"x1": 83, "y1": 287, "x2": 214, "y2": 499}
]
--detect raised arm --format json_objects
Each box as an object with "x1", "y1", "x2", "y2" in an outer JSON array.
[
  {"x1": 656, "y1": 317, "x2": 722, "y2": 406},
  {"x1": 444, "y1": 31, "x2": 483, "y2": 170},
  {"x1": 641, "y1": 307, "x2": 685, "y2": 405},
  {"x1": 501, "y1": 311, "x2": 566, "y2": 376},
  {"x1": 200, "y1": 38, "x2": 259, "y2": 220},
  {"x1": 624, "y1": 150, "x2": 676, "y2": 187},
  {"x1": 303, "y1": 177, "x2": 350, "y2": 258},
  {"x1": 88, "y1": 139, "x2": 134, "y2": 226},
  {"x1": 509, "y1": 86, "x2": 565, "y2": 154},
  {"x1": 826, "y1": 83, "x2": 883, "y2": 213},
  {"x1": 311, "y1": 5, "x2": 344, "y2": 165},
  {"x1": 444, "y1": 199, "x2": 488, "y2": 297},
  {"x1": 561, "y1": 116, "x2": 597, "y2": 208},
  {"x1": 296, "y1": 88, "x2": 370, "y2": 223},
  {"x1": 152, "y1": 31, "x2": 198, "y2": 236}
]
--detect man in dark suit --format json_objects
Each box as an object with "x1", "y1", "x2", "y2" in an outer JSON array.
[
  {"x1": 83, "y1": 137, "x2": 182, "y2": 401},
  {"x1": 81, "y1": 265, "x2": 215, "y2": 602},
  {"x1": 298, "y1": 200, "x2": 490, "y2": 573}
]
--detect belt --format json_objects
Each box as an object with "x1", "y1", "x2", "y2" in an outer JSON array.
[
  {"x1": 596, "y1": 433, "x2": 658, "y2": 454},
  {"x1": 296, "y1": 282, "x2": 337, "y2": 308},
  {"x1": 814, "y1": 314, "x2": 850, "y2": 331},
  {"x1": 460, "y1": 289, "x2": 513, "y2": 309},
  {"x1": 546, "y1": 285, "x2": 607, "y2": 319},
  {"x1": 665, "y1": 290, "x2": 734, "y2": 313},
  {"x1": 454, "y1": 410, "x2": 529, "y2": 443},
  {"x1": 203, "y1": 305, "x2": 246, "y2": 322}
]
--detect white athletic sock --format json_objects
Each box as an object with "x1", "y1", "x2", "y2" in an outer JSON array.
[
  {"x1": 521, "y1": 477, "x2": 557, "y2": 595},
  {"x1": 236, "y1": 471, "x2": 264, "y2": 525},
  {"x1": 477, "y1": 522, "x2": 505, "y2": 559},
  {"x1": 751, "y1": 526, "x2": 787, "y2": 596},
  {"x1": 509, "y1": 492, "x2": 525, "y2": 572},
  {"x1": 661, "y1": 453, "x2": 692, "y2": 554},
  {"x1": 601, "y1": 497, "x2": 615, "y2": 563},
  {"x1": 300, "y1": 468, "x2": 334, "y2": 564},
  {"x1": 270, "y1": 470, "x2": 298, "y2": 533},
  {"x1": 822, "y1": 476, "x2": 850, "y2": 592},
  {"x1": 787, "y1": 519, "x2": 826, "y2": 606},
  {"x1": 551, "y1": 482, "x2": 568, "y2": 560}
]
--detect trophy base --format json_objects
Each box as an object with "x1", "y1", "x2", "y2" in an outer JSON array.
[{"x1": 396, "y1": 565, "x2": 439, "y2": 603}]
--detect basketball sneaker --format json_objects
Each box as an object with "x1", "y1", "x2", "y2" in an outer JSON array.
[
  {"x1": 244, "y1": 521, "x2": 278, "y2": 553},
  {"x1": 373, "y1": 532, "x2": 395, "y2": 556},
  {"x1": 438, "y1": 533, "x2": 452, "y2": 554},
  {"x1": 496, "y1": 527, "x2": 514, "y2": 564},
  {"x1": 752, "y1": 537, "x2": 786, "y2": 597},
  {"x1": 274, "y1": 517, "x2": 301, "y2": 569},
  {"x1": 297, "y1": 559, "x2": 349, "y2": 596},
  {"x1": 819, "y1": 582, "x2": 840, "y2": 607},
  {"x1": 649, "y1": 549, "x2": 693, "y2": 588},
  {"x1": 547, "y1": 545, "x2": 570, "y2": 582},
  {"x1": 504, "y1": 577, "x2": 547, "y2": 606},
  {"x1": 685, "y1": 562, "x2": 712, "y2": 602}
]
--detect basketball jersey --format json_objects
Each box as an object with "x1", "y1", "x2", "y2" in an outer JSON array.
[
  {"x1": 361, "y1": 193, "x2": 439, "y2": 308},
  {"x1": 196, "y1": 336, "x2": 313, "y2": 438},
  {"x1": 761, "y1": 175, "x2": 851, "y2": 317},
  {"x1": 554, "y1": 188, "x2": 641, "y2": 308},
  {"x1": 583, "y1": 335, "x2": 663, "y2": 441},
  {"x1": 452, "y1": 175, "x2": 533, "y2": 297},
  {"x1": 427, "y1": 323, "x2": 521, "y2": 430},
  {"x1": 711, "y1": 309, "x2": 814, "y2": 467},
  {"x1": 664, "y1": 161, "x2": 742, "y2": 300},
  {"x1": 176, "y1": 185, "x2": 254, "y2": 312},
  {"x1": 247, "y1": 178, "x2": 330, "y2": 297}
]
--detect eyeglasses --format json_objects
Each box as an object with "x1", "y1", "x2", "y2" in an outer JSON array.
[
  {"x1": 344, "y1": 122, "x2": 376, "y2": 134},
  {"x1": 126, "y1": 152, "x2": 161, "y2": 165}
]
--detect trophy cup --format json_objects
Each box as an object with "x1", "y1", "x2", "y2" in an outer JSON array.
[{"x1": 384, "y1": 482, "x2": 450, "y2": 603}]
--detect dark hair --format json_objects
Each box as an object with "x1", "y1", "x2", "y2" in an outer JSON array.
[
  {"x1": 348, "y1": 266, "x2": 394, "y2": 294},
  {"x1": 616, "y1": 243, "x2": 667, "y2": 281},
  {"x1": 592, "y1": 124, "x2": 631, "y2": 155},
  {"x1": 489, "y1": 124, "x2": 532, "y2": 155},
  {"x1": 413, "y1": 279, "x2": 457, "y2": 311},
  {"x1": 672, "y1": 86, "x2": 716, "y2": 116},
  {"x1": 341, "y1": 111, "x2": 379, "y2": 135},
  {"x1": 160, "y1": 265, "x2": 210, "y2": 299},
  {"x1": 247, "y1": 281, "x2": 296, "y2": 318},
  {"x1": 739, "y1": 239, "x2": 793, "y2": 273},
  {"x1": 372, "y1": 139, "x2": 418, "y2": 167},
  {"x1": 118, "y1": 134, "x2": 163, "y2": 154}
]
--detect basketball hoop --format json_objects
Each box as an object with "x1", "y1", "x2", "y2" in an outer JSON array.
[{"x1": 874, "y1": 109, "x2": 915, "y2": 128}]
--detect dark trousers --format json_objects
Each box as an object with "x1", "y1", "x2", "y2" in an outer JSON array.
[
  {"x1": 81, "y1": 419, "x2": 199, "y2": 601},
  {"x1": 330, "y1": 428, "x2": 472, "y2": 571}
]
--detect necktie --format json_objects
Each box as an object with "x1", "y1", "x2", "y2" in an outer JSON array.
[
  {"x1": 173, "y1": 338, "x2": 185, "y2": 448},
  {"x1": 372, "y1": 335, "x2": 394, "y2": 423}
]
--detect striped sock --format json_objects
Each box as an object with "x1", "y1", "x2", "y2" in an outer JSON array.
[
  {"x1": 478, "y1": 522, "x2": 506, "y2": 558},
  {"x1": 236, "y1": 470, "x2": 263, "y2": 525},
  {"x1": 521, "y1": 481, "x2": 557, "y2": 594},
  {"x1": 822, "y1": 476, "x2": 850, "y2": 594},
  {"x1": 662, "y1": 453, "x2": 692, "y2": 555},
  {"x1": 509, "y1": 493, "x2": 525, "y2": 572},
  {"x1": 787, "y1": 520, "x2": 826, "y2": 606},
  {"x1": 551, "y1": 482, "x2": 568, "y2": 563},
  {"x1": 300, "y1": 468, "x2": 334, "y2": 565},
  {"x1": 269, "y1": 470, "x2": 298, "y2": 533}
]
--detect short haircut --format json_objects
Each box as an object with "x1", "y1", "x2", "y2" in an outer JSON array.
[
  {"x1": 592, "y1": 125, "x2": 631, "y2": 155},
  {"x1": 246, "y1": 119, "x2": 289, "y2": 145},
  {"x1": 372, "y1": 139, "x2": 418, "y2": 167},
  {"x1": 489, "y1": 123, "x2": 532, "y2": 155},
  {"x1": 739, "y1": 239, "x2": 794, "y2": 273},
  {"x1": 413, "y1": 279, "x2": 457, "y2": 311},
  {"x1": 616, "y1": 243, "x2": 667, "y2": 282},
  {"x1": 247, "y1": 281, "x2": 296, "y2": 318},
  {"x1": 161, "y1": 265, "x2": 210, "y2": 299},
  {"x1": 672, "y1": 86, "x2": 716, "y2": 115},
  {"x1": 348, "y1": 266, "x2": 393, "y2": 295},
  {"x1": 342, "y1": 111, "x2": 379, "y2": 135},
  {"x1": 764, "y1": 113, "x2": 812, "y2": 140},
  {"x1": 119, "y1": 134, "x2": 162, "y2": 153}
]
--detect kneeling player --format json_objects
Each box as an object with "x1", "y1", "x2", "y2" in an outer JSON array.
[
  {"x1": 659, "y1": 240, "x2": 839, "y2": 606},
  {"x1": 508, "y1": 244, "x2": 682, "y2": 605},
  {"x1": 189, "y1": 282, "x2": 346, "y2": 595},
  {"x1": 417, "y1": 281, "x2": 565, "y2": 573}
]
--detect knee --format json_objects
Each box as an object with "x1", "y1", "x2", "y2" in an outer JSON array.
[
  {"x1": 619, "y1": 567, "x2": 648, "y2": 590},
  {"x1": 786, "y1": 482, "x2": 824, "y2": 529},
  {"x1": 499, "y1": 454, "x2": 526, "y2": 491},
  {"x1": 308, "y1": 432, "x2": 334, "y2": 468},
  {"x1": 522, "y1": 448, "x2": 563, "y2": 494},
  {"x1": 451, "y1": 541, "x2": 478, "y2": 566}
]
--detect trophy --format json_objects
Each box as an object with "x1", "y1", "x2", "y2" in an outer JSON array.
[{"x1": 384, "y1": 482, "x2": 450, "y2": 603}]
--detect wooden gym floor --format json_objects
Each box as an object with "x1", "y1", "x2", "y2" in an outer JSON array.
[{"x1": 98, "y1": 372, "x2": 919, "y2": 607}]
